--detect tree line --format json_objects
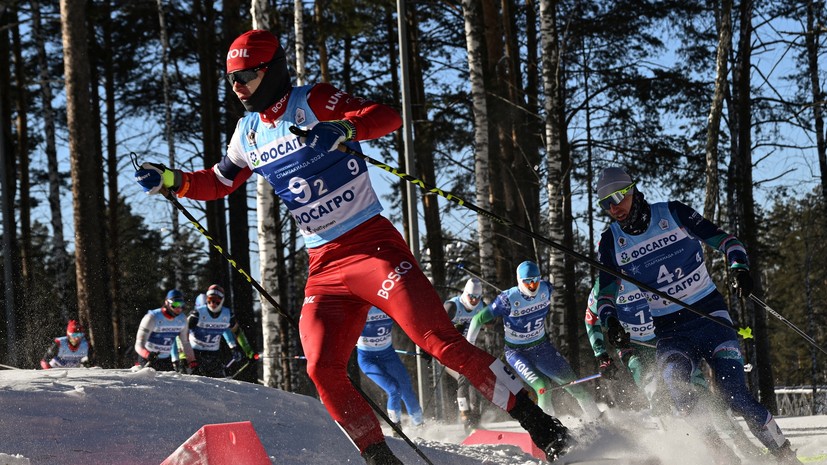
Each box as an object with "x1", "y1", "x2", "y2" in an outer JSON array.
[{"x1": 0, "y1": 0, "x2": 825, "y2": 413}]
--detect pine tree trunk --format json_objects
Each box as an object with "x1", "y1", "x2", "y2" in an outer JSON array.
[
  {"x1": 10, "y1": 3, "x2": 35, "y2": 366},
  {"x1": 734, "y1": 0, "x2": 777, "y2": 413},
  {"x1": 805, "y1": 0, "x2": 827, "y2": 220},
  {"x1": 32, "y1": 1, "x2": 71, "y2": 323},
  {"x1": 0, "y1": 7, "x2": 21, "y2": 365},
  {"x1": 101, "y1": 0, "x2": 124, "y2": 364},
  {"x1": 60, "y1": 0, "x2": 114, "y2": 367},
  {"x1": 405, "y1": 3, "x2": 446, "y2": 297},
  {"x1": 194, "y1": 0, "x2": 230, "y2": 289}
]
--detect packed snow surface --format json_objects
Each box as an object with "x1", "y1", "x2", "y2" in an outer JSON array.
[{"x1": 0, "y1": 368, "x2": 824, "y2": 464}]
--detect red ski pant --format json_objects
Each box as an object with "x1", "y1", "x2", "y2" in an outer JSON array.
[{"x1": 300, "y1": 216, "x2": 523, "y2": 452}]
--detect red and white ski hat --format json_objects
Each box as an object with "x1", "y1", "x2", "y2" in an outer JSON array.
[
  {"x1": 226, "y1": 30, "x2": 281, "y2": 73},
  {"x1": 206, "y1": 284, "x2": 225, "y2": 299},
  {"x1": 67, "y1": 319, "x2": 83, "y2": 335}
]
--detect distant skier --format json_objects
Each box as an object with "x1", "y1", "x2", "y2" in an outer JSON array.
[
  {"x1": 357, "y1": 307, "x2": 424, "y2": 432},
  {"x1": 186, "y1": 284, "x2": 254, "y2": 378},
  {"x1": 134, "y1": 289, "x2": 197, "y2": 373},
  {"x1": 467, "y1": 261, "x2": 602, "y2": 420},
  {"x1": 40, "y1": 319, "x2": 93, "y2": 369},
  {"x1": 443, "y1": 278, "x2": 486, "y2": 431},
  {"x1": 594, "y1": 166, "x2": 801, "y2": 463}
]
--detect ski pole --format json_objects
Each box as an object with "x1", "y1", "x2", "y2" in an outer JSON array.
[
  {"x1": 631, "y1": 339, "x2": 657, "y2": 349},
  {"x1": 132, "y1": 153, "x2": 435, "y2": 465},
  {"x1": 286, "y1": 127, "x2": 739, "y2": 336},
  {"x1": 749, "y1": 294, "x2": 827, "y2": 356},
  {"x1": 396, "y1": 349, "x2": 428, "y2": 357},
  {"x1": 456, "y1": 262, "x2": 502, "y2": 292},
  {"x1": 422, "y1": 362, "x2": 449, "y2": 415},
  {"x1": 550, "y1": 373, "x2": 602, "y2": 391}
]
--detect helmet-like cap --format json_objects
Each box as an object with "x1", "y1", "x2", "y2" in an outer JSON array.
[
  {"x1": 516, "y1": 261, "x2": 542, "y2": 297},
  {"x1": 226, "y1": 30, "x2": 280, "y2": 73},
  {"x1": 206, "y1": 285, "x2": 225, "y2": 299},
  {"x1": 166, "y1": 289, "x2": 184, "y2": 301},
  {"x1": 596, "y1": 167, "x2": 633, "y2": 201},
  {"x1": 67, "y1": 319, "x2": 84, "y2": 335}
]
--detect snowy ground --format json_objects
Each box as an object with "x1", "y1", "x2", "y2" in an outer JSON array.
[{"x1": 0, "y1": 368, "x2": 824, "y2": 464}]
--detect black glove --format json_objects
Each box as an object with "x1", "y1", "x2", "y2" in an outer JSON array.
[
  {"x1": 596, "y1": 353, "x2": 618, "y2": 380},
  {"x1": 230, "y1": 346, "x2": 247, "y2": 364},
  {"x1": 454, "y1": 323, "x2": 467, "y2": 335},
  {"x1": 730, "y1": 265, "x2": 754, "y2": 298},
  {"x1": 606, "y1": 317, "x2": 630, "y2": 349},
  {"x1": 418, "y1": 349, "x2": 433, "y2": 363}
]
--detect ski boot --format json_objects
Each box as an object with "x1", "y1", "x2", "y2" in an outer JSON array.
[
  {"x1": 361, "y1": 441, "x2": 403, "y2": 465},
  {"x1": 772, "y1": 440, "x2": 803, "y2": 464},
  {"x1": 509, "y1": 390, "x2": 570, "y2": 461},
  {"x1": 460, "y1": 410, "x2": 481, "y2": 433}
]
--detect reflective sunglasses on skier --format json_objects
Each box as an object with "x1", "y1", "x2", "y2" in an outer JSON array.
[
  {"x1": 520, "y1": 276, "x2": 541, "y2": 294},
  {"x1": 225, "y1": 63, "x2": 268, "y2": 86},
  {"x1": 598, "y1": 182, "x2": 636, "y2": 210}
]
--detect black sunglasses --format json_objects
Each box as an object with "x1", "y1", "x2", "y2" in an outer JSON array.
[{"x1": 226, "y1": 63, "x2": 268, "y2": 86}]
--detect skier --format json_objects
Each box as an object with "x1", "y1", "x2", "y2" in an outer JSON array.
[
  {"x1": 186, "y1": 284, "x2": 254, "y2": 378},
  {"x1": 171, "y1": 293, "x2": 205, "y2": 374},
  {"x1": 585, "y1": 280, "x2": 765, "y2": 462},
  {"x1": 134, "y1": 29, "x2": 569, "y2": 464},
  {"x1": 40, "y1": 320, "x2": 93, "y2": 369},
  {"x1": 443, "y1": 278, "x2": 486, "y2": 431},
  {"x1": 466, "y1": 261, "x2": 602, "y2": 420},
  {"x1": 593, "y1": 166, "x2": 801, "y2": 463},
  {"x1": 357, "y1": 307, "x2": 424, "y2": 432},
  {"x1": 134, "y1": 289, "x2": 197, "y2": 373},
  {"x1": 585, "y1": 279, "x2": 655, "y2": 406}
]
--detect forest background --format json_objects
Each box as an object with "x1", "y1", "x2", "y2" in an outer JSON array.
[{"x1": 0, "y1": 0, "x2": 825, "y2": 419}]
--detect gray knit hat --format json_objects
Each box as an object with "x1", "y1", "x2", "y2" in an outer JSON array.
[{"x1": 596, "y1": 167, "x2": 633, "y2": 200}]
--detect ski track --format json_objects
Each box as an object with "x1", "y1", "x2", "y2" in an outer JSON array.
[{"x1": 0, "y1": 369, "x2": 825, "y2": 464}]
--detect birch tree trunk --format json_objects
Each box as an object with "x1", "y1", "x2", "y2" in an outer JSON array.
[
  {"x1": 538, "y1": 0, "x2": 563, "y2": 299},
  {"x1": 60, "y1": 0, "x2": 114, "y2": 367},
  {"x1": 462, "y1": 0, "x2": 495, "y2": 281},
  {"x1": 250, "y1": 0, "x2": 284, "y2": 389},
  {"x1": 703, "y1": 0, "x2": 731, "y2": 267},
  {"x1": 223, "y1": 0, "x2": 257, "y2": 384}
]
